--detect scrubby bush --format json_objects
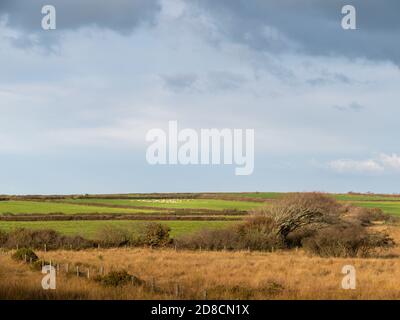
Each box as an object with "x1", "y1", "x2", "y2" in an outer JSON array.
[
  {"x1": 234, "y1": 216, "x2": 282, "y2": 250},
  {"x1": 176, "y1": 216, "x2": 281, "y2": 251},
  {"x1": 344, "y1": 206, "x2": 390, "y2": 226},
  {"x1": 0, "y1": 230, "x2": 8, "y2": 246},
  {"x1": 301, "y1": 225, "x2": 394, "y2": 257},
  {"x1": 12, "y1": 248, "x2": 39, "y2": 262},
  {"x1": 94, "y1": 270, "x2": 143, "y2": 287},
  {"x1": 257, "y1": 193, "x2": 342, "y2": 243},
  {"x1": 95, "y1": 226, "x2": 130, "y2": 247},
  {"x1": 134, "y1": 223, "x2": 172, "y2": 247},
  {"x1": 3, "y1": 228, "x2": 95, "y2": 250},
  {"x1": 176, "y1": 228, "x2": 238, "y2": 250}
]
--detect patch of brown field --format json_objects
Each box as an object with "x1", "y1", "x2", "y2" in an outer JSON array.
[{"x1": 1, "y1": 224, "x2": 400, "y2": 300}]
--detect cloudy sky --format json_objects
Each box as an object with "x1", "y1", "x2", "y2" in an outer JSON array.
[{"x1": 0, "y1": 0, "x2": 399, "y2": 194}]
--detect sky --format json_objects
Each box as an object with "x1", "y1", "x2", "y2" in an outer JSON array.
[{"x1": 0, "y1": 0, "x2": 400, "y2": 194}]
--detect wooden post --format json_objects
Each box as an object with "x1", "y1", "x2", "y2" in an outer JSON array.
[
  {"x1": 24, "y1": 254, "x2": 27, "y2": 263},
  {"x1": 44, "y1": 244, "x2": 47, "y2": 252},
  {"x1": 100, "y1": 266, "x2": 104, "y2": 276},
  {"x1": 16, "y1": 244, "x2": 19, "y2": 250},
  {"x1": 203, "y1": 290, "x2": 207, "y2": 300},
  {"x1": 98, "y1": 243, "x2": 100, "y2": 250},
  {"x1": 29, "y1": 257, "x2": 32, "y2": 264},
  {"x1": 151, "y1": 277, "x2": 156, "y2": 292},
  {"x1": 87, "y1": 269, "x2": 90, "y2": 279},
  {"x1": 76, "y1": 266, "x2": 79, "y2": 277},
  {"x1": 57, "y1": 264, "x2": 60, "y2": 274},
  {"x1": 66, "y1": 263, "x2": 69, "y2": 273}
]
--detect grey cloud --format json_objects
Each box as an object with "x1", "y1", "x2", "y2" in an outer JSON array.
[
  {"x1": 333, "y1": 102, "x2": 365, "y2": 112},
  {"x1": 307, "y1": 72, "x2": 351, "y2": 86},
  {"x1": 206, "y1": 71, "x2": 247, "y2": 91},
  {"x1": 0, "y1": 0, "x2": 161, "y2": 34},
  {"x1": 192, "y1": 0, "x2": 400, "y2": 64},
  {"x1": 161, "y1": 71, "x2": 247, "y2": 93},
  {"x1": 161, "y1": 73, "x2": 198, "y2": 92}
]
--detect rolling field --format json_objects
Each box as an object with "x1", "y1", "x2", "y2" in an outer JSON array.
[
  {"x1": 59, "y1": 198, "x2": 264, "y2": 211},
  {"x1": 0, "y1": 220, "x2": 235, "y2": 239},
  {"x1": 0, "y1": 201, "x2": 154, "y2": 215},
  {"x1": 0, "y1": 193, "x2": 400, "y2": 240}
]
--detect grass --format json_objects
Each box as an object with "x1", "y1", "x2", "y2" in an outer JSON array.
[
  {"x1": 58, "y1": 198, "x2": 264, "y2": 211},
  {"x1": 349, "y1": 201, "x2": 400, "y2": 216},
  {"x1": 0, "y1": 201, "x2": 155, "y2": 215},
  {"x1": 334, "y1": 194, "x2": 400, "y2": 201},
  {"x1": 0, "y1": 220, "x2": 236, "y2": 239}
]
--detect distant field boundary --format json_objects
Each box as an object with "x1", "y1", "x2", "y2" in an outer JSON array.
[{"x1": 0, "y1": 214, "x2": 242, "y2": 222}]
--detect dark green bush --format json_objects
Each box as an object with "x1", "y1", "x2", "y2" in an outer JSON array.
[
  {"x1": 94, "y1": 270, "x2": 143, "y2": 287},
  {"x1": 12, "y1": 248, "x2": 39, "y2": 262},
  {"x1": 135, "y1": 223, "x2": 172, "y2": 247},
  {"x1": 95, "y1": 226, "x2": 130, "y2": 247}
]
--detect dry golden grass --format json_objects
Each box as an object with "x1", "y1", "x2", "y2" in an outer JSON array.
[{"x1": 1, "y1": 224, "x2": 400, "y2": 300}]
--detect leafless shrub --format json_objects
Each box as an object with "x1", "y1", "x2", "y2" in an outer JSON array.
[{"x1": 302, "y1": 224, "x2": 394, "y2": 257}]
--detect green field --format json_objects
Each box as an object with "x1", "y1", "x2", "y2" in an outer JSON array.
[
  {"x1": 0, "y1": 220, "x2": 235, "y2": 239},
  {"x1": 349, "y1": 201, "x2": 400, "y2": 215},
  {"x1": 0, "y1": 201, "x2": 153, "y2": 215},
  {"x1": 0, "y1": 193, "x2": 399, "y2": 240},
  {"x1": 59, "y1": 198, "x2": 264, "y2": 211}
]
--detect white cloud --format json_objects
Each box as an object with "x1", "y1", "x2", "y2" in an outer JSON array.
[
  {"x1": 380, "y1": 153, "x2": 400, "y2": 171},
  {"x1": 328, "y1": 159, "x2": 384, "y2": 174},
  {"x1": 328, "y1": 153, "x2": 400, "y2": 175}
]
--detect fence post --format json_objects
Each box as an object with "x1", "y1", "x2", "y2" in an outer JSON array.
[
  {"x1": 44, "y1": 244, "x2": 47, "y2": 252},
  {"x1": 87, "y1": 269, "x2": 90, "y2": 279},
  {"x1": 203, "y1": 290, "x2": 207, "y2": 300},
  {"x1": 66, "y1": 263, "x2": 69, "y2": 273},
  {"x1": 151, "y1": 277, "x2": 156, "y2": 292},
  {"x1": 24, "y1": 254, "x2": 27, "y2": 263},
  {"x1": 57, "y1": 263, "x2": 60, "y2": 274},
  {"x1": 76, "y1": 266, "x2": 79, "y2": 277},
  {"x1": 100, "y1": 266, "x2": 104, "y2": 276}
]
